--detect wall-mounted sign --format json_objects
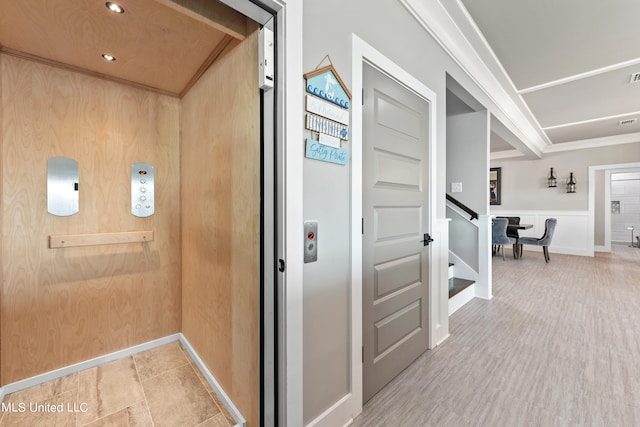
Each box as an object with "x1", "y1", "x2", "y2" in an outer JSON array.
[
  {"x1": 304, "y1": 65, "x2": 351, "y2": 109},
  {"x1": 306, "y1": 95, "x2": 349, "y2": 125},
  {"x1": 304, "y1": 63, "x2": 351, "y2": 165},
  {"x1": 305, "y1": 114, "x2": 349, "y2": 141},
  {"x1": 305, "y1": 139, "x2": 350, "y2": 165}
]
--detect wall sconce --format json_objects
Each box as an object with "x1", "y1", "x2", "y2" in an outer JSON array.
[
  {"x1": 566, "y1": 172, "x2": 577, "y2": 193},
  {"x1": 547, "y1": 167, "x2": 557, "y2": 187}
]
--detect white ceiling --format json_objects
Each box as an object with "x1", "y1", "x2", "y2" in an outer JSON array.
[
  {"x1": 460, "y1": 0, "x2": 640, "y2": 154},
  {"x1": 419, "y1": 0, "x2": 640, "y2": 157}
]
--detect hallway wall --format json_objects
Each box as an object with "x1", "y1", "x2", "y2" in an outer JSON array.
[
  {"x1": 0, "y1": 53, "x2": 181, "y2": 385},
  {"x1": 301, "y1": 0, "x2": 510, "y2": 423},
  {"x1": 446, "y1": 111, "x2": 490, "y2": 215},
  {"x1": 490, "y1": 143, "x2": 640, "y2": 211}
]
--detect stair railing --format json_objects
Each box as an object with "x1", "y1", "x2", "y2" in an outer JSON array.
[{"x1": 446, "y1": 194, "x2": 479, "y2": 221}]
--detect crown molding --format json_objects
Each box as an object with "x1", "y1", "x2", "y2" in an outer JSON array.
[
  {"x1": 543, "y1": 132, "x2": 640, "y2": 154},
  {"x1": 398, "y1": 0, "x2": 546, "y2": 158}
]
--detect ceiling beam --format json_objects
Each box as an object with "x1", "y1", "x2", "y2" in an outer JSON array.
[
  {"x1": 543, "y1": 132, "x2": 640, "y2": 154},
  {"x1": 155, "y1": 0, "x2": 247, "y2": 40}
]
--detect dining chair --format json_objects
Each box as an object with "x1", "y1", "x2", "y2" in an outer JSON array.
[
  {"x1": 492, "y1": 218, "x2": 517, "y2": 260},
  {"x1": 497, "y1": 216, "x2": 520, "y2": 239},
  {"x1": 497, "y1": 216, "x2": 521, "y2": 257},
  {"x1": 518, "y1": 218, "x2": 557, "y2": 263}
]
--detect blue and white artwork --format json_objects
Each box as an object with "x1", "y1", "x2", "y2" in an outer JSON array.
[
  {"x1": 306, "y1": 66, "x2": 351, "y2": 109},
  {"x1": 305, "y1": 139, "x2": 350, "y2": 165}
]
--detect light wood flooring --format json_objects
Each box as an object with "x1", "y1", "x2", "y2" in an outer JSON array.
[
  {"x1": 0, "y1": 342, "x2": 235, "y2": 426},
  {"x1": 353, "y1": 244, "x2": 640, "y2": 426}
]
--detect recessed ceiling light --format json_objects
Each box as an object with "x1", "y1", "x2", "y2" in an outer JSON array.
[
  {"x1": 101, "y1": 54, "x2": 116, "y2": 62},
  {"x1": 105, "y1": 2, "x2": 124, "y2": 14}
]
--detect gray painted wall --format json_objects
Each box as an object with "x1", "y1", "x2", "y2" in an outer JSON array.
[
  {"x1": 301, "y1": 0, "x2": 540, "y2": 422},
  {"x1": 302, "y1": 1, "x2": 453, "y2": 422},
  {"x1": 490, "y1": 143, "x2": 640, "y2": 211},
  {"x1": 447, "y1": 111, "x2": 490, "y2": 215}
]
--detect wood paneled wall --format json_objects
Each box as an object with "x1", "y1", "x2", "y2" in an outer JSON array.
[
  {"x1": 0, "y1": 54, "x2": 181, "y2": 384},
  {"x1": 180, "y1": 24, "x2": 260, "y2": 427},
  {"x1": 0, "y1": 54, "x2": 4, "y2": 382}
]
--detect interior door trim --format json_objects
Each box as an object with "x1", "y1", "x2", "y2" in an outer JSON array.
[{"x1": 348, "y1": 34, "x2": 442, "y2": 423}]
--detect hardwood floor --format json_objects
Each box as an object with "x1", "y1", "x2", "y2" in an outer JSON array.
[{"x1": 353, "y1": 244, "x2": 640, "y2": 426}]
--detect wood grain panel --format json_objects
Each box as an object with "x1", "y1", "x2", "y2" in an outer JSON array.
[
  {"x1": 49, "y1": 231, "x2": 154, "y2": 248},
  {"x1": 180, "y1": 23, "x2": 260, "y2": 427},
  {"x1": 0, "y1": 54, "x2": 181, "y2": 385},
  {"x1": 0, "y1": 54, "x2": 3, "y2": 384},
  {"x1": 0, "y1": 0, "x2": 245, "y2": 95},
  {"x1": 154, "y1": 0, "x2": 247, "y2": 40}
]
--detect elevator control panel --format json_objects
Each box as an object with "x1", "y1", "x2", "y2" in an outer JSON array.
[
  {"x1": 131, "y1": 162, "x2": 154, "y2": 217},
  {"x1": 304, "y1": 220, "x2": 318, "y2": 263}
]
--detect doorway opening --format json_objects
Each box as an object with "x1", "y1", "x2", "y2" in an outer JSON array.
[{"x1": 0, "y1": 1, "x2": 283, "y2": 426}]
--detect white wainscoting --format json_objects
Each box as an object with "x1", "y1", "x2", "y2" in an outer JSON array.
[{"x1": 491, "y1": 210, "x2": 591, "y2": 257}]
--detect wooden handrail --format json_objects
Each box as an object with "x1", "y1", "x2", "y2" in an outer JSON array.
[
  {"x1": 49, "y1": 231, "x2": 154, "y2": 248},
  {"x1": 446, "y1": 194, "x2": 479, "y2": 221}
]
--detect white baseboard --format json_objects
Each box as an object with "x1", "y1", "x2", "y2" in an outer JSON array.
[
  {"x1": 519, "y1": 245, "x2": 591, "y2": 257},
  {"x1": 179, "y1": 335, "x2": 245, "y2": 427},
  {"x1": 0, "y1": 334, "x2": 181, "y2": 401},
  {"x1": 434, "y1": 333, "x2": 451, "y2": 347},
  {"x1": 449, "y1": 284, "x2": 475, "y2": 316},
  {"x1": 0, "y1": 334, "x2": 245, "y2": 427}
]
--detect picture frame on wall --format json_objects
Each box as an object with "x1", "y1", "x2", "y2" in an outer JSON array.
[{"x1": 490, "y1": 167, "x2": 501, "y2": 205}]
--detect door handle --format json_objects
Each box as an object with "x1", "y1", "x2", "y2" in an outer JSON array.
[{"x1": 421, "y1": 233, "x2": 434, "y2": 246}]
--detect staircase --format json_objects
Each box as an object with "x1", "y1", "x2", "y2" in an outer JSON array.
[
  {"x1": 446, "y1": 194, "x2": 482, "y2": 315},
  {"x1": 448, "y1": 262, "x2": 476, "y2": 315}
]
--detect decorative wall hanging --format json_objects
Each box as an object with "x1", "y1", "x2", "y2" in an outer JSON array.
[
  {"x1": 304, "y1": 57, "x2": 351, "y2": 165},
  {"x1": 490, "y1": 167, "x2": 501, "y2": 205},
  {"x1": 566, "y1": 172, "x2": 577, "y2": 193},
  {"x1": 612, "y1": 201, "x2": 621, "y2": 214},
  {"x1": 547, "y1": 167, "x2": 557, "y2": 188}
]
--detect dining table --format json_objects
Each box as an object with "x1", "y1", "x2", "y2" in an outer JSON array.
[
  {"x1": 508, "y1": 223, "x2": 533, "y2": 259},
  {"x1": 508, "y1": 223, "x2": 533, "y2": 231}
]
